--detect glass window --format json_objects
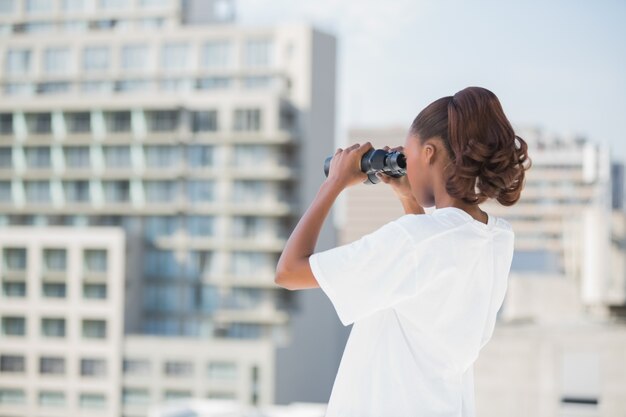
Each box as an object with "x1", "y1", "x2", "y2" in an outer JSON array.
[
  {"x1": 3, "y1": 247, "x2": 26, "y2": 270},
  {"x1": 64, "y1": 180, "x2": 90, "y2": 202},
  {"x1": 84, "y1": 249, "x2": 107, "y2": 272},
  {"x1": 43, "y1": 47, "x2": 71, "y2": 74},
  {"x1": 143, "y1": 249, "x2": 180, "y2": 279},
  {"x1": 25, "y1": 147, "x2": 51, "y2": 168},
  {"x1": 0, "y1": 147, "x2": 12, "y2": 168},
  {"x1": 83, "y1": 46, "x2": 109, "y2": 71},
  {"x1": 0, "y1": 0, "x2": 15, "y2": 14},
  {"x1": 0, "y1": 355, "x2": 25, "y2": 372},
  {"x1": 0, "y1": 113, "x2": 13, "y2": 134},
  {"x1": 147, "y1": 110, "x2": 178, "y2": 132},
  {"x1": 103, "y1": 145, "x2": 131, "y2": 168},
  {"x1": 64, "y1": 147, "x2": 91, "y2": 168},
  {"x1": 164, "y1": 361, "x2": 193, "y2": 377},
  {"x1": 44, "y1": 248, "x2": 66, "y2": 271},
  {"x1": 99, "y1": 0, "x2": 128, "y2": 9},
  {"x1": 144, "y1": 145, "x2": 178, "y2": 168},
  {"x1": 186, "y1": 216, "x2": 214, "y2": 237},
  {"x1": 187, "y1": 180, "x2": 214, "y2": 202},
  {"x1": 41, "y1": 318, "x2": 65, "y2": 337},
  {"x1": 231, "y1": 251, "x2": 275, "y2": 276},
  {"x1": 191, "y1": 110, "x2": 218, "y2": 132},
  {"x1": 1, "y1": 316, "x2": 25, "y2": 336},
  {"x1": 25, "y1": 180, "x2": 51, "y2": 203},
  {"x1": 105, "y1": 111, "x2": 131, "y2": 132},
  {"x1": 66, "y1": 112, "x2": 91, "y2": 133},
  {"x1": 161, "y1": 43, "x2": 189, "y2": 71},
  {"x1": 201, "y1": 41, "x2": 230, "y2": 69},
  {"x1": 197, "y1": 77, "x2": 230, "y2": 90},
  {"x1": 37, "y1": 82, "x2": 70, "y2": 95},
  {"x1": 122, "y1": 388, "x2": 149, "y2": 405},
  {"x1": 79, "y1": 393, "x2": 106, "y2": 409},
  {"x1": 144, "y1": 180, "x2": 176, "y2": 203},
  {"x1": 243, "y1": 76, "x2": 272, "y2": 89},
  {"x1": 81, "y1": 358, "x2": 106, "y2": 377},
  {"x1": 121, "y1": 44, "x2": 149, "y2": 71},
  {"x1": 42, "y1": 283, "x2": 66, "y2": 298},
  {"x1": 5, "y1": 49, "x2": 31, "y2": 74},
  {"x1": 83, "y1": 283, "x2": 107, "y2": 299},
  {"x1": 40, "y1": 356, "x2": 65, "y2": 374},
  {"x1": 164, "y1": 390, "x2": 191, "y2": 400},
  {"x1": 38, "y1": 391, "x2": 65, "y2": 407},
  {"x1": 233, "y1": 109, "x2": 261, "y2": 132},
  {"x1": 123, "y1": 359, "x2": 150, "y2": 375},
  {"x1": 207, "y1": 361, "x2": 237, "y2": 379},
  {"x1": 103, "y1": 180, "x2": 130, "y2": 202},
  {"x1": 243, "y1": 39, "x2": 272, "y2": 68},
  {"x1": 82, "y1": 319, "x2": 106, "y2": 339},
  {"x1": 62, "y1": 0, "x2": 87, "y2": 11},
  {"x1": 187, "y1": 251, "x2": 214, "y2": 278},
  {"x1": 25, "y1": 0, "x2": 52, "y2": 13},
  {"x1": 187, "y1": 144, "x2": 213, "y2": 168},
  {"x1": 0, "y1": 388, "x2": 25, "y2": 405},
  {"x1": 143, "y1": 283, "x2": 178, "y2": 312},
  {"x1": 139, "y1": 0, "x2": 167, "y2": 7},
  {"x1": 0, "y1": 180, "x2": 11, "y2": 202},
  {"x1": 232, "y1": 180, "x2": 267, "y2": 203},
  {"x1": 2, "y1": 282, "x2": 26, "y2": 297},
  {"x1": 26, "y1": 112, "x2": 52, "y2": 134},
  {"x1": 144, "y1": 215, "x2": 177, "y2": 240}
]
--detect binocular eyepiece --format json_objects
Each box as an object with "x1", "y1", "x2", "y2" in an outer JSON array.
[{"x1": 324, "y1": 148, "x2": 407, "y2": 185}]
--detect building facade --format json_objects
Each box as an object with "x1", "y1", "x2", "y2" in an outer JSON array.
[{"x1": 0, "y1": 0, "x2": 343, "y2": 415}]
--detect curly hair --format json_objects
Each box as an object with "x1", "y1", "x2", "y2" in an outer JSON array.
[{"x1": 409, "y1": 86, "x2": 532, "y2": 206}]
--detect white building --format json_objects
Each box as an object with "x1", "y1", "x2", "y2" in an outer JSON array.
[{"x1": 0, "y1": 1, "x2": 345, "y2": 415}]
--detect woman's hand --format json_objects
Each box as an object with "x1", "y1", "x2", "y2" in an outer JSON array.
[
  {"x1": 375, "y1": 145, "x2": 414, "y2": 200},
  {"x1": 325, "y1": 142, "x2": 373, "y2": 189}
]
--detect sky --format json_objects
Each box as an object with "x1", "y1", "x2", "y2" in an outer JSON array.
[{"x1": 237, "y1": 0, "x2": 626, "y2": 162}]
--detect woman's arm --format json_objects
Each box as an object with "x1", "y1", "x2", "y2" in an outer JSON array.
[{"x1": 275, "y1": 142, "x2": 372, "y2": 291}]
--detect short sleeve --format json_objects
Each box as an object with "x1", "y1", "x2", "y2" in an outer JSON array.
[{"x1": 309, "y1": 219, "x2": 425, "y2": 326}]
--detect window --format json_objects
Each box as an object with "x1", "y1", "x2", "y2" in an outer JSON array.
[
  {"x1": 81, "y1": 358, "x2": 106, "y2": 377},
  {"x1": 207, "y1": 361, "x2": 237, "y2": 379},
  {"x1": 0, "y1": 148, "x2": 11, "y2": 168},
  {"x1": 83, "y1": 283, "x2": 107, "y2": 299},
  {"x1": 144, "y1": 180, "x2": 176, "y2": 202},
  {"x1": 106, "y1": 111, "x2": 131, "y2": 132},
  {"x1": 82, "y1": 319, "x2": 106, "y2": 339},
  {"x1": 25, "y1": 0, "x2": 52, "y2": 13},
  {"x1": 0, "y1": 389, "x2": 25, "y2": 405},
  {"x1": 1, "y1": 316, "x2": 25, "y2": 336},
  {"x1": 147, "y1": 110, "x2": 178, "y2": 132},
  {"x1": 187, "y1": 144, "x2": 214, "y2": 167},
  {"x1": 26, "y1": 112, "x2": 52, "y2": 134},
  {"x1": 3, "y1": 247, "x2": 26, "y2": 270},
  {"x1": 64, "y1": 180, "x2": 90, "y2": 202},
  {"x1": 161, "y1": 43, "x2": 189, "y2": 71},
  {"x1": 121, "y1": 44, "x2": 149, "y2": 71},
  {"x1": 191, "y1": 110, "x2": 218, "y2": 132},
  {"x1": 62, "y1": 0, "x2": 88, "y2": 11},
  {"x1": 187, "y1": 180, "x2": 214, "y2": 202},
  {"x1": 103, "y1": 145, "x2": 131, "y2": 168},
  {"x1": 0, "y1": 0, "x2": 15, "y2": 14},
  {"x1": 79, "y1": 393, "x2": 106, "y2": 409},
  {"x1": 103, "y1": 180, "x2": 130, "y2": 202},
  {"x1": 42, "y1": 318, "x2": 66, "y2": 338},
  {"x1": 5, "y1": 49, "x2": 31, "y2": 74},
  {"x1": 66, "y1": 112, "x2": 91, "y2": 133},
  {"x1": 38, "y1": 391, "x2": 65, "y2": 407},
  {"x1": 231, "y1": 251, "x2": 275, "y2": 276},
  {"x1": 0, "y1": 355, "x2": 25, "y2": 372},
  {"x1": 99, "y1": 0, "x2": 128, "y2": 9},
  {"x1": 164, "y1": 361, "x2": 193, "y2": 377},
  {"x1": 144, "y1": 145, "x2": 177, "y2": 168},
  {"x1": 144, "y1": 216, "x2": 178, "y2": 240},
  {"x1": 40, "y1": 356, "x2": 65, "y2": 375},
  {"x1": 2, "y1": 282, "x2": 26, "y2": 297},
  {"x1": 84, "y1": 249, "x2": 107, "y2": 272},
  {"x1": 143, "y1": 249, "x2": 180, "y2": 279},
  {"x1": 186, "y1": 216, "x2": 214, "y2": 237},
  {"x1": 42, "y1": 283, "x2": 66, "y2": 298},
  {"x1": 187, "y1": 251, "x2": 214, "y2": 278},
  {"x1": 25, "y1": 147, "x2": 51, "y2": 168},
  {"x1": 243, "y1": 39, "x2": 272, "y2": 68},
  {"x1": 44, "y1": 248, "x2": 66, "y2": 271},
  {"x1": 197, "y1": 77, "x2": 230, "y2": 90},
  {"x1": 233, "y1": 109, "x2": 261, "y2": 132},
  {"x1": 43, "y1": 47, "x2": 71, "y2": 74},
  {"x1": 164, "y1": 390, "x2": 191, "y2": 400},
  {"x1": 201, "y1": 41, "x2": 231, "y2": 69},
  {"x1": 0, "y1": 113, "x2": 12, "y2": 134},
  {"x1": 83, "y1": 46, "x2": 109, "y2": 71},
  {"x1": 25, "y1": 180, "x2": 51, "y2": 203},
  {"x1": 122, "y1": 388, "x2": 149, "y2": 405},
  {"x1": 123, "y1": 359, "x2": 150, "y2": 375}
]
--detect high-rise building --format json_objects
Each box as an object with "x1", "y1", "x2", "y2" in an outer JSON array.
[{"x1": 0, "y1": 1, "x2": 343, "y2": 415}]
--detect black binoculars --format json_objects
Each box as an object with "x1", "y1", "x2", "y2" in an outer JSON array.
[{"x1": 324, "y1": 148, "x2": 407, "y2": 185}]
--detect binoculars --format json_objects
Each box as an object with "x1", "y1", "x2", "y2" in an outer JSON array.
[{"x1": 324, "y1": 148, "x2": 407, "y2": 185}]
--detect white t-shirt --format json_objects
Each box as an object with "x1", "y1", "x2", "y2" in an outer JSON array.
[{"x1": 309, "y1": 206, "x2": 515, "y2": 417}]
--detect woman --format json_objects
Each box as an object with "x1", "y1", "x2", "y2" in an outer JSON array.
[{"x1": 275, "y1": 86, "x2": 532, "y2": 417}]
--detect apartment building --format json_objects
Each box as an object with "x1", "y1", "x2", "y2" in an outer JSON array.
[{"x1": 0, "y1": 0, "x2": 344, "y2": 415}]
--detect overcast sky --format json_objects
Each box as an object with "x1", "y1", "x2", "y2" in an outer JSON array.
[{"x1": 238, "y1": 0, "x2": 626, "y2": 161}]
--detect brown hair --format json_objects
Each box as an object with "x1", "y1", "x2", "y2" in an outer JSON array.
[{"x1": 409, "y1": 86, "x2": 532, "y2": 206}]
